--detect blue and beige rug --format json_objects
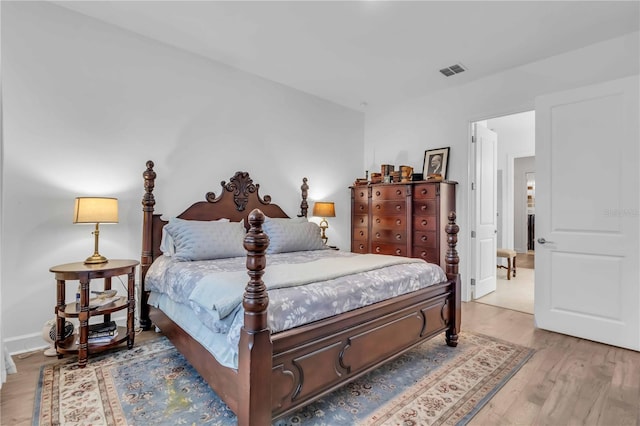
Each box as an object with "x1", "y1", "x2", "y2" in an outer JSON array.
[{"x1": 33, "y1": 331, "x2": 533, "y2": 425}]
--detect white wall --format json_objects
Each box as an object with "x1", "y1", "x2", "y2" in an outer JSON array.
[
  {"x1": 1, "y1": 2, "x2": 363, "y2": 353},
  {"x1": 364, "y1": 32, "x2": 640, "y2": 301}
]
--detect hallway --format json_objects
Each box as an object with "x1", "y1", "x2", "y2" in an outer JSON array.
[{"x1": 475, "y1": 252, "x2": 534, "y2": 314}]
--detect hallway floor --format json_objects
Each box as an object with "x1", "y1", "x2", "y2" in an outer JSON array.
[{"x1": 475, "y1": 252, "x2": 534, "y2": 314}]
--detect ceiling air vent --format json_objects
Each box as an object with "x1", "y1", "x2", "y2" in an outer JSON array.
[{"x1": 439, "y1": 63, "x2": 466, "y2": 77}]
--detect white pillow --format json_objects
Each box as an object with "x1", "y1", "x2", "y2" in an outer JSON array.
[
  {"x1": 164, "y1": 218, "x2": 245, "y2": 261},
  {"x1": 160, "y1": 218, "x2": 230, "y2": 256},
  {"x1": 262, "y1": 216, "x2": 325, "y2": 254}
]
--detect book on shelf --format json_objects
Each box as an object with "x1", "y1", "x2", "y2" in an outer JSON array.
[
  {"x1": 88, "y1": 330, "x2": 119, "y2": 345},
  {"x1": 76, "y1": 329, "x2": 119, "y2": 345},
  {"x1": 88, "y1": 321, "x2": 117, "y2": 337}
]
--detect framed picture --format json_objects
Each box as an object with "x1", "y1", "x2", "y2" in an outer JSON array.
[{"x1": 423, "y1": 147, "x2": 450, "y2": 179}]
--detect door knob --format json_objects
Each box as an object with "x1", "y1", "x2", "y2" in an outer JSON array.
[{"x1": 537, "y1": 237, "x2": 554, "y2": 244}]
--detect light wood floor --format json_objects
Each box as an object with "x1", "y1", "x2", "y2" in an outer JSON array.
[
  {"x1": 476, "y1": 266, "x2": 535, "y2": 314},
  {"x1": 2, "y1": 303, "x2": 639, "y2": 425}
]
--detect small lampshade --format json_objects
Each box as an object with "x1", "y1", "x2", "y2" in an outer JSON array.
[
  {"x1": 73, "y1": 197, "x2": 119, "y2": 224},
  {"x1": 312, "y1": 202, "x2": 336, "y2": 218}
]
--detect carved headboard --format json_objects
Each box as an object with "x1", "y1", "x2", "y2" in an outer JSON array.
[
  {"x1": 139, "y1": 160, "x2": 309, "y2": 329},
  {"x1": 141, "y1": 160, "x2": 309, "y2": 265}
]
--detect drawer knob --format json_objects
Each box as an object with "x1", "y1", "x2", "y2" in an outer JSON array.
[
  {"x1": 359, "y1": 231, "x2": 364, "y2": 237},
  {"x1": 359, "y1": 244, "x2": 365, "y2": 250},
  {"x1": 421, "y1": 251, "x2": 427, "y2": 257},
  {"x1": 376, "y1": 205, "x2": 381, "y2": 210},
  {"x1": 360, "y1": 218, "x2": 365, "y2": 224},
  {"x1": 376, "y1": 191, "x2": 381, "y2": 196},
  {"x1": 395, "y1": 249, "x2": 401, "y2": 255},
  {"x1": 422, "y1": 219, "x2": 428, "y2": 226},
  {"x1": 396, "y1": 234, "x2": 401, "y2": 240},
  {"x1": 376, "y1": 218, "x2": 380, "y2": 223},
  {"x1": 375, "y1": 246, "x2": 381, "y2": 253},
  {"x1": 422, "y1": 235, "x2": 428, "y2": 242},
  {"x1": 421, "y1": 189, "x2": 427, "y2": 195},
  {"x1": 396, "y1": 219, "x2": 401, "y2": 225},
  {"x1": 359, "y1": 192, "x2": 365, "y2": 197},
  {"x1": 376, "y1": 232, "x2": 381, "y2": 238},
  {"x1": 421, "y1": 205, "x2": 427, "y2": 211},
  {"x1": 396, "y1": 189, "x2": 402, "y2": 196},
  {"x1": 359, "y1": 205, "x2": 365, "y2": 211},
  {"x1": 395, "y1": 204, "x2": 401, "y2": 211}
]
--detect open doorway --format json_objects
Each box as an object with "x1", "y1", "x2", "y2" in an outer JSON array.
[{"x1": 472, "y1": 110, "x2": 535, "y2": 314}]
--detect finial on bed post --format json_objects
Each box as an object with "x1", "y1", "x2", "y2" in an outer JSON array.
[
  {"x1": 445, "y1": 211, "x2": 459, "y2": 276},
  {"x1": 140, "y1": 160, "x2": 156, "y2": 330},
  {"x1": 238, "y1": 208, "x2": 272, "y2": 426},
  {"x1": 299, "y1": 177, "x2": 309, "y2": 218}
]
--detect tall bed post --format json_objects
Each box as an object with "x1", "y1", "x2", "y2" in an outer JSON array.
[
  {"x1": 238, "y1": 209, "x2": 272, "y2": 426},
  {"x1": 140, "y1": 160, "x2": 156, "y2": 330},
  {"x1": 299, "y1": 177, "x2": 309, "y2": 218},
  {"x1": 445, "y1": 211, "x2": 461, "y2": 347}
]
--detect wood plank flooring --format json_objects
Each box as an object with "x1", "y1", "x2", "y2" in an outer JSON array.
[{"x1": 2, "y1": 303, "x2": 639, "y2": 425}]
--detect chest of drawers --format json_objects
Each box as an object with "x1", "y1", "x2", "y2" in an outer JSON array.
[{"x1": 350, "y1": 181, "x2": 456, "y2": 270}]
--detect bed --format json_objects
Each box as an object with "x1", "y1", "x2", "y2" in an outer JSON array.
[{"x1": 140, "y1": 160, "x2": 461, "y2": 425}]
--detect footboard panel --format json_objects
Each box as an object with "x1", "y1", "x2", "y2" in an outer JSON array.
[{"x1": 270, "y1": 281, "x2": 454, "y2": 418}]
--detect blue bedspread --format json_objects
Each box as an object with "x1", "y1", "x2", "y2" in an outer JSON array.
[{"x1": 145, "y1": 249, "x2": 446, "y2": 360}]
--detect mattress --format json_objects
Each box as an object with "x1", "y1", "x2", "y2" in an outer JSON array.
[{"x1": 146, "y1": 249, "x2": 447, "y2": 368}]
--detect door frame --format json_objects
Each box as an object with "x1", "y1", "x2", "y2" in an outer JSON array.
[{"x1": 466, "y1": 109, "x2": 534, "y2": 302}]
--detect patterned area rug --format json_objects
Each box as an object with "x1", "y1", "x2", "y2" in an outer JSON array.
[{"x1": 33, "y1": 332, "x2": 533, "y2": 425}]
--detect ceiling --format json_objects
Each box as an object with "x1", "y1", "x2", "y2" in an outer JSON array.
[{"x1": 53, "y1": 1, "x2": 640, "y2": 110}]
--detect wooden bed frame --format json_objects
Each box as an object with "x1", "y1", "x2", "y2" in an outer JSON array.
[{"x1": 140, "y1": 160, "x2": 461, "y2": 425}]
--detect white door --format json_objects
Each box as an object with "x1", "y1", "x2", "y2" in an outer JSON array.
[
  {"x1": 472, "y1": 123, "x2": 498, "y2": 299},
  {"x1": 535, "y1": 76, "x2": 639, "y2": 350}
]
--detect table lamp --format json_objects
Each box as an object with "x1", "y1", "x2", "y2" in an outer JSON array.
[
  {"x1": 312, "y1": 201, "x2": 335, "y2": 245},
  {"x1": 73, "y1": 197, "x2": 118, "y2": 264}
]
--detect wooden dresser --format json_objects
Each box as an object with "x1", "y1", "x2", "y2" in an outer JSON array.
[{"x1": 350, "y1": 181, "x2": 456, "y2": 269}]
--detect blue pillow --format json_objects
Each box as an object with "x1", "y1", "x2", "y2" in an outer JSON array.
[
  {"x1": 262, "y1": 217, "x2": 325, "y2": 254},
  {"x1": 160, "y1": 218, "x2": 229, "y2": 256},
  {"x1": 164, "y1": 218, "x2": 245, "y2": 261}
]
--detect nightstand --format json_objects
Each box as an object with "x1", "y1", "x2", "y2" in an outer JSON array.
[{"x1": 49, "y1": 259, "x2": 139, "y2": 368}]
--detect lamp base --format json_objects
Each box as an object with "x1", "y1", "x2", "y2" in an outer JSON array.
[
  {"x1": 319, "y1": 222, "x2": 328, "y2": 245},
  {"x1": 84, "y1": 254, "x2": 108, "y2": 264}
]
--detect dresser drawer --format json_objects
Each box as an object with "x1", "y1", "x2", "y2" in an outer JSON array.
[
  {"x1": 413, "y1": 200, "x2": 436, "y2": 216},
  {"x1": 352, "y1": 227, "x2": 368, "y2": 241},
  {"x1": 413, "y1": 184, "x2": 437, "y2": 200},
  {"x1": 372, "y1": 200, "x2": 407, "y2": 216},
  {"x1": 372, "y1": 228, "x2": 406, "y2": 244},
  {"x1": 413, "y1": 231, "x2": 437, "y2": 248},
  {"x1": 372, "y1": 243, "x2": 408, "y2": 257},
  {"x1": 413, "y1": 215, "x2": 437, "y2": 232},
  {"x1": 371, "y1": 185, "x2": 408, "y2": 201},
  {"x1": 371, "y1": 215, "x2": 405, "y2": 230},
  {"x1": 353, "y1": 214, "x2": 368, "y2": 228},
  {"x1": 413, "y1": 248, "x2": 439, "y2": 264},
  {"x1": 353, "y1": 201, "x2": 369, "y2": 214},
  {"x1": 351, "y1": 241, "x2": 369, "y2": 254},
  {"x1": 353, "y1": 187, "x2": 369, "y2": 202}
]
